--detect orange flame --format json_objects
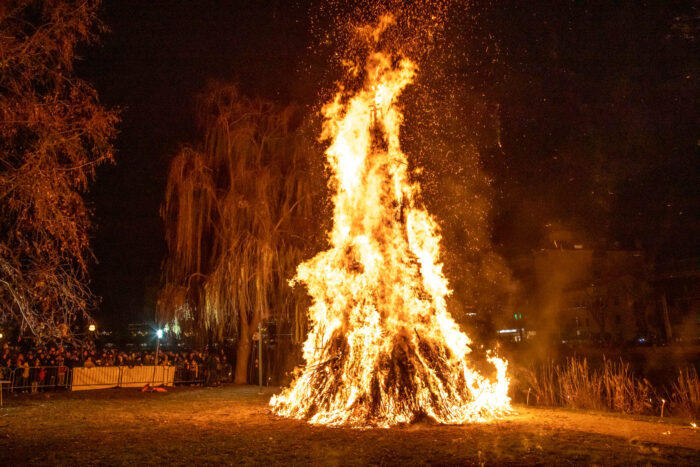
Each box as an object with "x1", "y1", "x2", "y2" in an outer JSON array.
[{"x1": 271, "y1": 20, "x2": 511, "y2": 427}]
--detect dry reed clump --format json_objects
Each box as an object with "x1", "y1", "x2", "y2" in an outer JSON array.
[
  {"x1": 557, "y1": 358, "x2": 605, "y2": 411},
  {"x1": 519, "y1": 359, "x2": 557, "y2": 407},
  {"x1": 518, "y1": 357, "x2": 700, "y2": 418},
  {"x1": 669, "y1": 367, "x2": 700, "y2": 418}
]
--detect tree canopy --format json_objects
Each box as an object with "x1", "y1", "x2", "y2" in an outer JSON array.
[{"x1": 0, "y1": 0, "x2": 117, "y2": 340}]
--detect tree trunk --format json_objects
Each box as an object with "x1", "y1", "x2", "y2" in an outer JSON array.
[
  {"x1": 234, "y1": 311, "x2": 251, "y2": 384},
  {"x1": 234, "y1": 334, "x2": 251, "y2": 384},
  {"x1": 661, "y1": 293, "x2": 673, "y2": 342},
  {"x1": 233, "y1": 310, "x2": 260, "y2": 384}
]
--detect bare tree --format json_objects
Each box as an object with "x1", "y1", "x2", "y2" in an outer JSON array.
[
  {"x1": 583, "y1": 273, "x2": 652, "y2": 342},
  {"x1": 158, "y1": 84, "x2": 315, "y2": 383},
  {"x1": 0, "y1": 0, "x2": 118, "y2": 340},
  {"x1": 583, "y1": 284, "x2": 609, "y2": 339}
]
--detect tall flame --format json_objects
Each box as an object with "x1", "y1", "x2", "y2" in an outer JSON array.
[{"x1": 271, "y1": 21, "x2": 511, "y2": 427}]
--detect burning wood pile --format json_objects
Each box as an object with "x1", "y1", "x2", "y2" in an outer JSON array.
[{"x1": 271, "y1": 17, "x2": 511, "y2": 427}]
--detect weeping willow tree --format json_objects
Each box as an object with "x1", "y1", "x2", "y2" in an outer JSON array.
[{"x1": 158, "y1": 84, "x2": 316, "y2": 383}]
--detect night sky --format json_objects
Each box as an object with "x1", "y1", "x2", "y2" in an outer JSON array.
[
  {"x1": 80, "y1": 1, "x2": 310, "y2": 328},
  {"x1": 79, "y1": 1, "x2": 699, "y2": 329}
]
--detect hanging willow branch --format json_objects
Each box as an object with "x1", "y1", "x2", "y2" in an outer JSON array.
[{"x1": 158, "y1": 83, "x2": 316, "y2": 343}]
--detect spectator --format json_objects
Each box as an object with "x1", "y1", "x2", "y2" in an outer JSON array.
[
  {"x1": 57, "y1": 357, "x2": 68, "y2": 387},
  {"x1": 38, "y1": 364, "x2": 47, "y2": 391},
  {"x1": 19, "y1": 355, "x2": 30, "y2": 392},
  {"x1": 1, "y1": 340, "x2": 231, "y2": 392},
  {"x1": 30, "y1": 358, "x2": 42, "y2": 393}
]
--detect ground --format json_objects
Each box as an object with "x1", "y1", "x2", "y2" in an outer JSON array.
[{"x1": 1, "y1": 386, "x2": 698, "y2": 466}]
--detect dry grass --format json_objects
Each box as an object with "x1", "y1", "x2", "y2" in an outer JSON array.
[
  {"x1": 1, "y1": 386, "x2": 698, "y2": 466},
  {"x1": 524, "y1": 358, "x2": 558, "y2": 407},
  {"x1": 518, "y1": 357, "x2": 698, "y2": 418},
  {"x1": 600, "y1": 359, "x2": 654, "y2": 414}
]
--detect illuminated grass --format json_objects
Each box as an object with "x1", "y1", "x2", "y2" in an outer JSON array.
[{"x1": 0, "y1": 386, "x2": 698, "y2": 465}]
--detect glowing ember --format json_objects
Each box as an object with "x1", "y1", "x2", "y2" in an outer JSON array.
[{"x1": 271, "y1": 17, "x2": 511, "y2": 427}]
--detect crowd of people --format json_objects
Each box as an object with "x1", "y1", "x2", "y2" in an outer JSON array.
[{"x1": 0, "y1": 341, "x2": 233, "y2": 391}]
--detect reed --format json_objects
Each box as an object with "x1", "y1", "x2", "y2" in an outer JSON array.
[
  {"x1": 668, "y1": 367, "x2": 700, "y2": 418},
  {"x1": 515, "y1": 357, "x2": 700, "y2": 417}
]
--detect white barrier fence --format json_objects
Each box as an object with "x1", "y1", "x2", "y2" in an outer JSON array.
[{"x1": 71, "y1": 366, "x2": 175, "y2": 391}]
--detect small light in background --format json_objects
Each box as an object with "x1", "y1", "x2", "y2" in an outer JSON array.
[
  {"x1": 156, "y1": 329, "x2": 163, "y2": 339},
  {"x1": 88, "y1": 324, "x2": 96, "y2": 332},
  {"x1": 0, "y1": 332, "x2": 3, "y2": 339}
]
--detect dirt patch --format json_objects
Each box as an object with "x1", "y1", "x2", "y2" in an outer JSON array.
[{"x1": 0, "y1": 386, "x2": 698, "y2": 465}]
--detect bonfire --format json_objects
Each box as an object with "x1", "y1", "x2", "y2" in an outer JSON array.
[{"x1": 271, "y1": 17, "x2": 511, "y2": 427}]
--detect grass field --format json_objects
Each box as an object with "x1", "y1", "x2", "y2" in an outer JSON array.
[{"x1": 1, "y1": 385, "x2": 698, "y2": 465}]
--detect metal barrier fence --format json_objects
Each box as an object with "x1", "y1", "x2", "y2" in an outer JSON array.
[
  {"x1": 0, "y1": 366, "x2": 12, "y2": 383},
  {"x1": 173, "y1": 364, "x2": 233, "y2": 385},
  {"x1": 71, "y1": 366, "x2": 131, "y2": 391},
  {"x1": 173, "y1": 365, "x2": 204, "y2": 385},
  {"x1": 2, "y1": 366, "x2": 70, "y2": 392},
  {"x1": 0, "y1": 364, "x2": 222, "y2": 393}
]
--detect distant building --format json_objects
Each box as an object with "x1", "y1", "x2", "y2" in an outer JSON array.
[
  {"x1": 512, "y1": 227, "x2": 656, "y2": 344},
  {"x1": 653, "y1": 258, "x2": 700, "y2": 343}
]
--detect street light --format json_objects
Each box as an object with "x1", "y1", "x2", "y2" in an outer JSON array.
[
  {"x1": 88, "y1": 324, "x2": 96, "y2": 332},
  {"x1": 151, "y1": 329, "x2": 163, "y2": 386},
  {"x1": 155, "y1": 329, "x2": 163, "y2": 365}
]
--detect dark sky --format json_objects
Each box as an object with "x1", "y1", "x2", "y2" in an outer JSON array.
[
  {"x1": 80, "y1": 1, "x2": 699, "y2": 328},
  {"x1": 478, "y1": 2, "x2": 699, "y2": 257},
  {"x1": 82, "y1": 1, "x2": 311, "y2": 328}
]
